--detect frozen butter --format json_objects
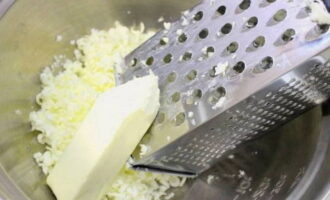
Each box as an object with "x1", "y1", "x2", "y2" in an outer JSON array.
[{"x1": 47, "y1": 74, "x2": 160, "y2": 200}]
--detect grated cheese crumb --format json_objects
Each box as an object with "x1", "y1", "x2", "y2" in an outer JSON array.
[
  {"x1": 15, "y1": 109, "x2": 22, "y2": 115},
  {"x1": 163, "y1": 22, "x2": 171, "y2": 30},
  {"x1": 158, "y1": 16, "x2": 165, "y2": 23},
  {"x1": 207, "y1": 175, "x2": 215, "y2": 184},
  {"x1": 165, "y1": 192, "x2": 175, "y2": 200},
  {"x1": 139, "y1": 144, "x2": 151, "y2": 157},
  {"x1": 56, "y1": 35, "x2": 63, "y2": 42},
  {"x1": 215, "y1": 62, "x2": 229, "y2": 76}
]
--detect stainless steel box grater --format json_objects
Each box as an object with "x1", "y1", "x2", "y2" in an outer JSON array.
[{"x1": 117, "y1": 0, "x2": 330, "y2": 176}]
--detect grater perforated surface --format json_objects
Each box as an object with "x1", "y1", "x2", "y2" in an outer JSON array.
[{"x1": 118, "y1": 0, "x2": 330, "y2": 175}]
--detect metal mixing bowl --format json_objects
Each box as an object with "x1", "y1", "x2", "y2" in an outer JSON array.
[{"x1": 0, "y1": 0, "x2": 329, "y2": 199}]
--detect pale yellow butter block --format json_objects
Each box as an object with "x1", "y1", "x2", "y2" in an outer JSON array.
[{"x1": 47, "y1": 74, "x2": 160, "y2": 200}]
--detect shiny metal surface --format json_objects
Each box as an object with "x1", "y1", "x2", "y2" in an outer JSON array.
[
  {"x1": 0, "y1": 0, "x2": 329, "y2": 200},
  {"x1": 174, "y1": 110, "x2": 330, "y2": 200},
  {"x1": 120, "y1": 0, "x2": 330, "y2": 175}
]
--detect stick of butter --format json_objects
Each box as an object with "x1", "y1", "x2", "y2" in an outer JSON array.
[{"x1": 47, "y1": 74, "x2": 160, "y2": 200}]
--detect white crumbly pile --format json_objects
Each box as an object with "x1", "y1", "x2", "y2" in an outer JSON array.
[
  {"x1": 29, "y1": 22, "x2": 186, "y2": 200},
  {"x1": 306, "y1": 0, "x2": 330, "y2": 24}
]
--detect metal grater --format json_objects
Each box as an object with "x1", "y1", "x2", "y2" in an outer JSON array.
[{"x1": 117, "y1": 0, "x2": 330, "y2": 176}]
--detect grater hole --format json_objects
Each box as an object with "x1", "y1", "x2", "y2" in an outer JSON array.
[
  {"x1": 252, "y1": 36, "x2": 266, "y2": 48},
  {"x1": 261, "y1": 57, "x2": 274, "y2": 70},
  {"x1": 174, "y1": 112, "x2": 186, "y2": 126},
  {"x1": 209, "y1": 87, "x2": 226, "y2": 105},
  {"x1": 156, "y1": 112, "x2": 166, "y2": 124},
  {"x1": 186, "y1": 70, "x2": 198, "y2": 81},
  {"x1": 239, "y1": 0, "x2": 251, "y2": 10},
  {"x1": 181, "y1": 52, "x2": 193, "y2": 61},
  {"x1": 209, "y1": 66, "x2": 217, "y2": 77},
  {"x1": 254, "y1": 56, "x2": 274, "y2": 73},
  {"x1": 163, "y1": 54, "x2": 173, "y2": 63},
  {"x1": 167, "y1": 72, "x2": 177, "y2": 83},
  {"x1": 171, "y1": 92, "x2": 181, "y2": 103},
  {"x1": 233, "y1": 61, "x2": 245, "y2": 74},
  {"x1": 317, "y1": 24, "x2": 330, "y2": 34},
  {"x1": 217, "y1": 6, "x2": 227, "y2": 16},
  {"x1": 146, "y1": 57, "x2": 154, "y2": 66},
  {"x1": 178, "y1": 33, "x2": 188, "y2": 43},
  {"x1": 273, "y1": 9, "x2": 287, "y2": 22},
  {"x1": 186, "y1": 89, "x2": 203, "y2": 105},
  {"x1": 282, "y1": 29, "x2": 296, "y2": 42},
  {"x1": 203, "y1": 46, "x2": 215, "y2": 58},
  {"x1": 160, "y1": 37, "x2": 169, "y2": 46},
  {"x1": 220, "y1": 23, "x2": 233, "y2": 35},
  {"x1": 266, "y1": 0, "x2": 276, "y2": 3},
  {"x1": 130, "y1": 58, "x2": 138, "y2": 67},
  {"x1": 227, "y1": 42, "x2": 239, "y2": 53},
  {"x1": 246, "y1": 17, "x2": 258, "y2": 29},
  {"x1": 194, "y1": 11, "x2": 203, "y2": 21},
  {"x1": 199, "y1": 29, "x2": 209, "y2": 39}
]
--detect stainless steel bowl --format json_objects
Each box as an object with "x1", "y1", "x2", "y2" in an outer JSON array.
[{"x1": 0, "y1": 0, "x2": 329, "y2": 199}]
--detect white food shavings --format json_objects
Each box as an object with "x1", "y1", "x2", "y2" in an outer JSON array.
[
  {"x1": 228, "y1": 154, "x2": 235, "y2": 159},
  {"x1": 176, "y1": 29, "x2": 183, "y2": 35},
  {"x1": 70, "y1": 40, "x2": 76, "y2": 45},
  {"x1": 113, "y1": 57, "x2": 125, "y2": 74},
  {"x1": 207, "y1": 175, "x2": 215, "y2": 184},
  {"x1": 185, "y1": 89, "x2": 193, "y2": 96},
  {"x1": 238, "y1": 170, "x2": 246, "y2": 178},
  {"x1": 30, "y1": 22, "x2": 186, "y2": 200},
  {"x1": 306, "y1": 0, "x2": 330, "y2": 24},
  {"x1": 215, "y1": 62, "x2": 229, "y2": 76},
  {"x1": 202, "y1": 47, "x2": 214, "y2": 57},
  {"x1": 158, "y1": 16, "x2": 165, "y2": 22},
  {"x1": 208, "y1": 52, "x2": 215, "y2": 57},
  {"x1": 139, "y1": 144, "x2": 151, "y2": 157},
  {"x1": 188, "y1": 111, "x2": 194, "y2": 118},
  {"x1": 163, "y1": 22, "x2": 171, "y2": 30},
  {"x1": 181, "y1": 16, "x2": 189, "y2": 26},
  {"x1": 182, "y1": 10, "x2": 189, "y2": 16},
  {"x1": 180, "y1": 177, "x2": 187, "y2": 186},
  {"x1": 166, "y1": 136, "x2": 171, "y2": 141},
  {"x1": 212, "y1": 97, "x2": 226, "y2": 110},
  {"x1": 161, "y1": 37, "x2": 169, "y2": 44},
  {"x1": 56, "y1": 35, "x2": 63, "y2": 42},
  {"x1": 191, "y1": 119, "x2": 196, "y2": 126},
  {"x1": 15, "y1": 109, "x2": 22, "y2": 115},
  {"x1": 106, "y1": 169, "x2": 185, "y2": 200},
  {"x1": 165, "y1": 192, "x2": 175, "y2": 200},
  {"x1": 202, "y1": 47, "x2": 208, "y2": 54}
]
